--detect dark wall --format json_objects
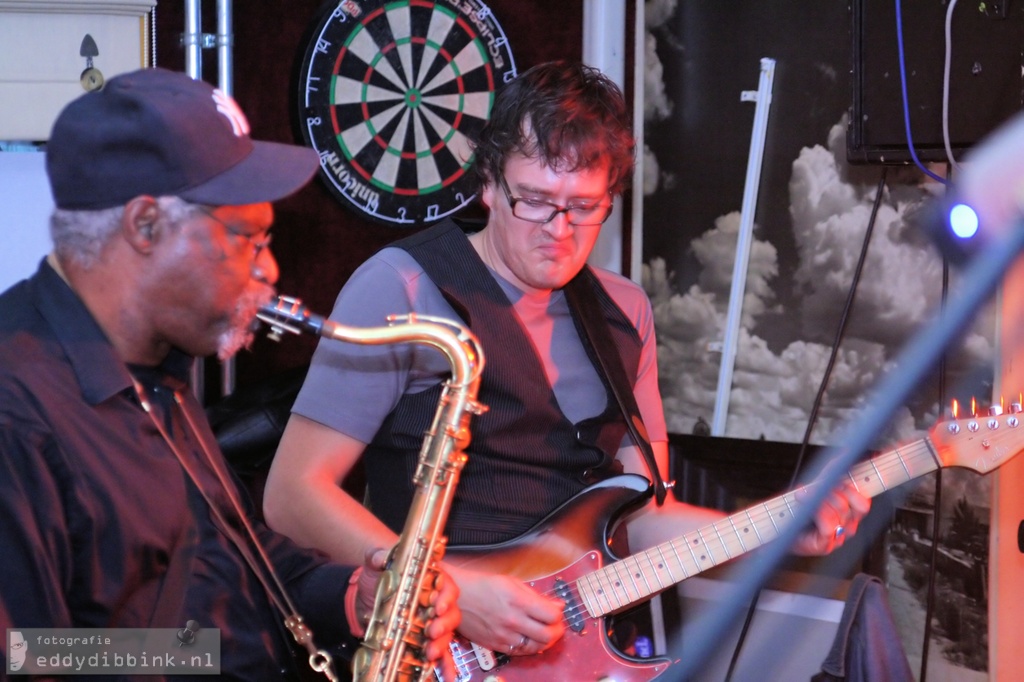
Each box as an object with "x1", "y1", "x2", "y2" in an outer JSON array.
[{"x1": 155, "y1": 1, "x2": 585, "y2": 391}]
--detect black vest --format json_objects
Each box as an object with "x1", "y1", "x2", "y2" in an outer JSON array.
[{"x1": 363, "y1": 220, "x2": 644, "y2": 545}]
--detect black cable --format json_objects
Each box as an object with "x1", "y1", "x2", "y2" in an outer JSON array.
[
  {"x1": 919, "y1": 166, "x2": 954, "y2": 682},
  {"x1": 722, "y1": 168, "x2": 889, "y2": 682},
  {"x1": 789, "y1": 168, "x2": 889, "y2": 485},
  {"x1": 919, "y1": 376, "x2": 945, "y2": 682}
]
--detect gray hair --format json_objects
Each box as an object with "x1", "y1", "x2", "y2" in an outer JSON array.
[{"x1": 50, "y1": 196, "x2": 201, "y2": 269}]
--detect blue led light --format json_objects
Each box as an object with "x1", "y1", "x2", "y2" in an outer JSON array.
[{"x1": 949, "y1": 203, "x2": 979, "y2": 239}]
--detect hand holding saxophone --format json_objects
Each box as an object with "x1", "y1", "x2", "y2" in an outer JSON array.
[{"x1": 354, "y1": 549, "x2": 461, "y2": 680}]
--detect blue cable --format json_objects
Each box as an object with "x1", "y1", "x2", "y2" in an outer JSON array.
[{"x1": 896, "y1": 0, "x2": 951, "y2": 185}]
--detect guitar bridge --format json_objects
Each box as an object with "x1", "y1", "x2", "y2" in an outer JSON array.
[{"x1": 444, "y1": 639, "x2": 473, "y2": 682}]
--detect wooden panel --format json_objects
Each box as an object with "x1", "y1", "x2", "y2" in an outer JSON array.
[{"x1": 992, "y1": 256, "x2": 1024, "y2": 679}]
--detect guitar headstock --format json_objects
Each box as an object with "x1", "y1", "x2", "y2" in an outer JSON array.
[{"x1": 929, "y1": 400, "x2": 1024, "y2": 473}]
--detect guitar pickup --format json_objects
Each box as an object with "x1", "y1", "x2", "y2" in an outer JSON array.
[
  {"x1": 554, "y1": 579, "x2": 586, "y2": 633},
  {"x1": 470, "y1": 642, "x2": 498, "y2": 671}
]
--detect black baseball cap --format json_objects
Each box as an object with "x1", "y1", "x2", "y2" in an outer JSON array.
[{"x1": 46, "y1": 67, "x2": 318, "y2": 210}]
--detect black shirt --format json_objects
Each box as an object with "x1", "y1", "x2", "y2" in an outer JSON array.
[{"x1": 0, "y1": 260, "x2": 356, "y2": 679}]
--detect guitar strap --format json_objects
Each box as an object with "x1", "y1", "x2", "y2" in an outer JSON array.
[{"x1": 564, "y1": 269, "x2": 668, "y2": 506}]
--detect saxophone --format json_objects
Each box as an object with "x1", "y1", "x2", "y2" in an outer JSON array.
[{"x1": 257, "y1": 296, "x2": 486, "y2": 682}]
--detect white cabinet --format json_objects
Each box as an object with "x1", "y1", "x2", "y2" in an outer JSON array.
[{"x1": 0, "y1": 0, "x2": 154, "y2": 140}]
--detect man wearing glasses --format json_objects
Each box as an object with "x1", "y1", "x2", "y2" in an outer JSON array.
[{"x1": 266, "y1": 61, "x2": 869, "y2": 667}]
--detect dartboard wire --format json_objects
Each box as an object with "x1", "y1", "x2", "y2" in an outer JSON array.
[
  {"x1": 418, "y1": 105, "x2": 475, "y2": 177},
  {"x1": 411, "y1": 111, "x2": 443, "y2": 191},
  {"x1": 330, "y1": 48, "x2": 416, "y2": 182},
  {"x1": 354, "y1": 44, "x2": 466, "y2": 176},
  {"x1": 333, "y1": 88, "x2": 402, "y2": 161},
  {"x1": 359, "y1": 45, "x2": 432, "y2": 143},
  {"x1": 416, "y1": 6, "x2": 458, "y2": 89},
  {"x1": 370, "y1": 106, "x2": 414, "y2": 189},
  {"x1": 406, "y1": 67, "x2": 475, "y2": 193},
  {"x1": 403, "y1": 50, "x2": 464, "y2": 155},
  {"x1": 380, "y1": 2, "x2": 416, "y2": 90},
  {"x1": 338, "y1": 11, "x2": 409, "y2": 93},
  {"x1": 354, "y1": 4, "x2": 407, "y2": 86},
  {"x1": 343, "y1": 100, "x2": 409, "y2": 185},
  {"x1": 419, "y1": 27, "x2": 490, "y2": 95}
]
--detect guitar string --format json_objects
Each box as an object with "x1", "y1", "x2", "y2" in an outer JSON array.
[
  {"x1": 448, "y1": 430, "x2": 998, "y2": 671},
  {"x1": 566, "y1": 441, "x2": 941, "y2": 618},
  {"x1": 565, "y1": 441, "x2": 947, "y2": 619},
  {"x1": 465, "y1": 443, "x2": 938, "y2": 657}
]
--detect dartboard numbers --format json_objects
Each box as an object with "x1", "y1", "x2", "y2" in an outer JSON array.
[{"x1": 299, "y1": 0, "x2": 517, "y2": 226}]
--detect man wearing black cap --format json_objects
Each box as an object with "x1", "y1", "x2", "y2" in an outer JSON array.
[{"x1": 0, "y1": 68, "x2": 459, "y2": 680}]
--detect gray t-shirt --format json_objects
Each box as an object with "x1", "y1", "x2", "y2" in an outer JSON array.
[{"x1": 294, "y1": 247, "x2": 668, "y2": 447}]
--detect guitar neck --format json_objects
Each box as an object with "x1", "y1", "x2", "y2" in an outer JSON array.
[{"x1": 575, "y1": 437, "x2": 942, "y2": 617}]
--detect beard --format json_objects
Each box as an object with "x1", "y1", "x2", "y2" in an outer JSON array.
[{"x1": 217, "y1": 282, "x2": 275, "y2": 361}]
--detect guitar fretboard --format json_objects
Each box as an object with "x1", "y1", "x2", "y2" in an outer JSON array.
[{"x1": 575, "y1": 437, "x2": 942, "y2": 617}]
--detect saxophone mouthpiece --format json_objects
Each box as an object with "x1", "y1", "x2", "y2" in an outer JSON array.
[{"x1": 257, "y1": 295, "x2": 325, "y2": 340}]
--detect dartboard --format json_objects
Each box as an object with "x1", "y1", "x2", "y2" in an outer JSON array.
[{"x1": 297, "y1": 0, "x2": 517, "y2": 226}]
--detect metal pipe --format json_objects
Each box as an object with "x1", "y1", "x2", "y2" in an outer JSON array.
[
  {"x1": 216, "y1": 0, "x2": 233, "y2": 96},
  {"x1": 629, "y1": 0, "x2": 646, "y2": 284},
  {"x1": 582, "y1": 0, "x2": 626, "y2": 276},
  {"x1": 183, "y1": 0, "x2": 202, "y2": 79},
  {"x1": 217, "y1": 0, "x2": 236, "y2": 396},
  {"x1": 184, "y1": 0, "x2": 204, "y2": 401},
  {"x1": 710, "y1": 58, "x2": 776, "y2": 436},
  {"x1": 183, "y1": 0, "x2": 237, "y2": 397}
]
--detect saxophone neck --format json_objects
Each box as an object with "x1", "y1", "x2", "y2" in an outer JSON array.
[{"x1": 258, "y1": 296, "x2": 485, "y2": 389}]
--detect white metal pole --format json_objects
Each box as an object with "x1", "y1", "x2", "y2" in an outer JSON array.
[
  {"x1": 217, "y1": 0, "x2": 236, "y2": 396},
  {"x1": 183, "y1": 0, "x2": 237, "y2": 398},
  {"x1": 629, "y1": 0, "x2": 646, "y2": 284},
  {"x1": 582, "y1": 0, "x2": 626, "y2": 276},
  {"x1": 184, "y1": 0, "x2": 202, "y2": 79},
  {"x1": 216, "y1": 0, "x2": 233, "y2": 96},
  {"x1": 184, "y1": 0, "x2": 204, "y2": 401},
  {"x1": 710, "y1": 58, "x2": 776, "y2": 436}
]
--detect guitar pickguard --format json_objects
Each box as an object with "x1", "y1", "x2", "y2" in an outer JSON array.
[{"x1": 447, "y1": 552, "x2": 673, "y2": 682}]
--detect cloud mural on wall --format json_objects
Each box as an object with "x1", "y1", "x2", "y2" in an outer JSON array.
[{"x1": 643, "y1": 117, "x2": 995, "y2": 446}]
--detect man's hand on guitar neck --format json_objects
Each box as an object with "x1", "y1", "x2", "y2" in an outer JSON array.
[
  {"x1": 790, "y1": 482, "x2": 871, "y2": 556},
  {"x1": 442, "y1": 562, "x2": 565, "y2": 657}
]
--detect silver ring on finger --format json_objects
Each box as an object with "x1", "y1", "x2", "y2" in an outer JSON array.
[{"x1": 509, "y1": 634, "x2": 528, "y2": 654}]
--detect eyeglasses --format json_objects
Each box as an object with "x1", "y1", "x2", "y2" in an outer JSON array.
[
  {"x1": 497, "y1": 173, "x2": 613, "y2": 227},
  {"x1": 194, "y1": 205, "x2": 273, "y2": 260}
]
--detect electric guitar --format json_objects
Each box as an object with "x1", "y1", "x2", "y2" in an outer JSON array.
[{"x1": 442, "y1": 407, "x2": 1024, "y2": 681}]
